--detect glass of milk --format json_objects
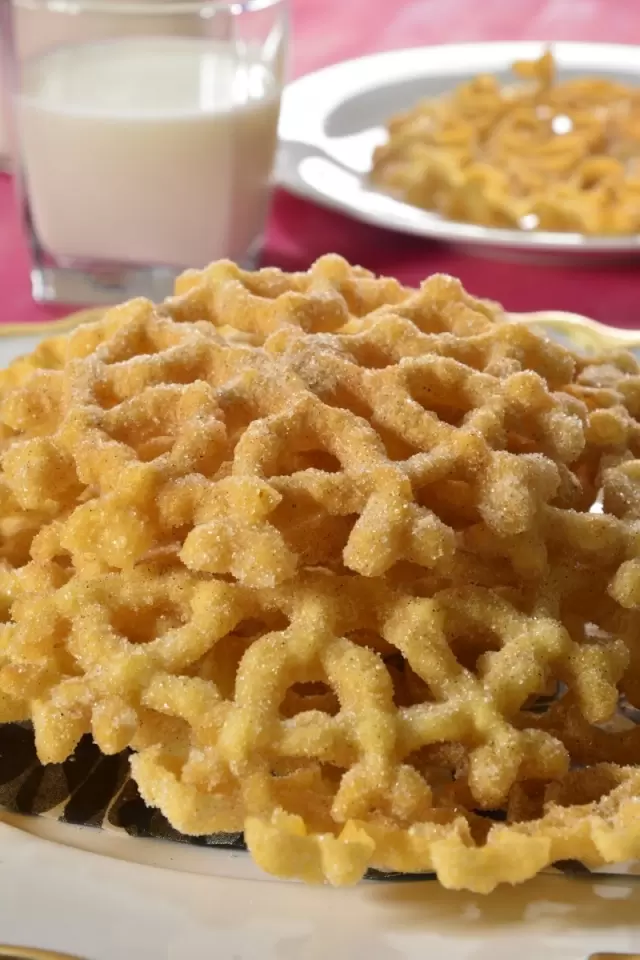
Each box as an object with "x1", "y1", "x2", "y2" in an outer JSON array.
[{"x1": 0, "y1": 0, "x2": 288, "y2": 305}]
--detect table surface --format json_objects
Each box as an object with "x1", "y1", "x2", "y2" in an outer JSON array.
[{"x1": 1, "y1": 0, "x2": 639, "y2": 328}]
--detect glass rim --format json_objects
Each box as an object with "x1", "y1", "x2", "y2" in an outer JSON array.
[{"x1": 13, "y1": 0, "x2": 285, "y2": 15}]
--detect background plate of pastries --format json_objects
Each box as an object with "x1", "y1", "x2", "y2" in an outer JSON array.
[{"x1": 276, "y1": 42, "x2": 640, "y2": 262}]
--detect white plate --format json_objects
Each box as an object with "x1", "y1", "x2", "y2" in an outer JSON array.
[
  {"x1": 1, "y1": 321, "x2": 640, "y2": 960},
  {"x1": 2, "y1": 814, "x2": 640, "y2": 960},
  {"x1": 276, "y1": 41, "x2": 640, "y2": 263}
]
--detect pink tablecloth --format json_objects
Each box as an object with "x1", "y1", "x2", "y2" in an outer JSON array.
[{"x1": 1, "y1": 0, "x2": 639, "y2": 327}]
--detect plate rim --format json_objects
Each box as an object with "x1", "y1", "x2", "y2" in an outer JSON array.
[
  {"x1": 2, "y1": 815, "x2": 640, "y2": 960},
  {"x1": 0, "y1": 306, "x2": 638, "y2": 352}
]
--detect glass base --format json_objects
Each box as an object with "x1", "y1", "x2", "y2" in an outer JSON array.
[
  {"x1": 31, "y1": 264, "x2": 185, "y2": 307},
  {"x1": 30, "y1": 242, "x2": 263, "y2": 307}
]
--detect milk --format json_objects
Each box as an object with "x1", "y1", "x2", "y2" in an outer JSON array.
[
  {"x1": 17, "y1": 36, "x2": 281, "y2": 268},
  {"x1": 1, "y1": 4, "x2": 199, "y2": 160}
]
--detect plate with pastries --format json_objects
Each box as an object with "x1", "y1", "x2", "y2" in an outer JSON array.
[
  {"x1": 276, "y1": 41, "x2": 640, "y2": 261},
  {"x1": 0, "y1": 256, "x2": 640, "y2": 958}
]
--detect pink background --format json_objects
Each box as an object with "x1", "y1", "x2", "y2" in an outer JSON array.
[{"x1": 1, "y1": 0, "x2": 639, "y2": 327}]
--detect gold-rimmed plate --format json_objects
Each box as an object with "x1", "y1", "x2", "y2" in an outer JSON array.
[
  {"x1": 1, "y1": 813, "x2": 640, "y2": 960},
  {"x1": 514, "y1": 310, "x2": 640, "y2": 354},
  {"x1": 0, "y1": 949, "x2": 86, "y2": 960}
]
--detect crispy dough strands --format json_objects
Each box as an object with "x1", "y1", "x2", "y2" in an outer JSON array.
[{"x1": 0, "y1": 255, "x2": 639, "y2": 890}]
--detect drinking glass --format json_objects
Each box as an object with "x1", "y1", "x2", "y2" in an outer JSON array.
[{"x1": 0, "y1": 0, "x2": 288, "y2": 305}]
